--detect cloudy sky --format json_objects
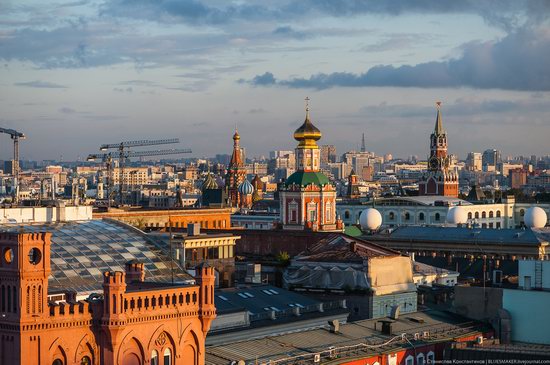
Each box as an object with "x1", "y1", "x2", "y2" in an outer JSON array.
[{"x1": 1, "y1": 0, "x2": 549, "y2": 161}]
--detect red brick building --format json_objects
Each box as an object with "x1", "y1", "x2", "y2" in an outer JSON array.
[
  {"x1": 279, "y1": 99, "x2": 343, "y2": 232},
  {"x1": 418, "y1": 102, "x2": 459, "y2": 197},
  {"x1": 0, "y1": 231, "x2": 215, "y2": 365}
]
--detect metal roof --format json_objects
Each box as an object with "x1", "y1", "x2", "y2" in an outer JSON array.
[
  {"x1": 386, "y1": 226, "x2": 550, "y2": 246},
  {"x1": 1, "y1": 219, "x2": 192, "y2": 293},
  {"x1": 206, "y1": 309, "x2": 488, "y2": 365}
]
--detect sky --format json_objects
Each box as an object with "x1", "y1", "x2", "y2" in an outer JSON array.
[{"x1": 0, "y1": 0, "x2": 549, "y2": 161}]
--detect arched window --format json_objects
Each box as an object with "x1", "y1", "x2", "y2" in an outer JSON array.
[
  {"x1": 389, "y1": 212, "x2": 395, "y2": 220},
  {"x1": 435, "y1": 213, "x2": 441, "y2": 221},
  {"x1": 344, "y1": 211, "x2": 350, "y2": 220},
  {"x1": 52, "y1": 360, "x2": 63, "y2": 365},
  {"x1": 163, "y1": 348, "x2": 172, "y2": 365},
  {"x1": 489, "y1": 211, "x2": 494, "y2": 218},
  {"x1": 80, "y1": 356, "x2": 91, "y2": 365},
  {"x1": 520, "y1": 209, "x2": 525, "y2": 217},
  {"x1": 482, "y1": 211, "x2": 487, "y2": 218},
  {"x1": 417, "y1": 353, "x2": 426, "y2": 365},
  {"x1": 475, "y1": 212, "x2": 479, "y2": 219},
  {"x1": 419, "y1": 212, "x2": 425, "y2": 221},
  {"x1": 151, "y1": 350, "x2": 159, "y2": 365},
  {"x1": 405, "y1": 212, "x2": 411, "y2": 221},
  {"x1": 405, "y1": 355, "x2": 414, "y2": 365},
  {"x1": 496, "y1": 210, "x2": 501, "y2": 218},
  {"x1": 427, "y1": 351, "x2": 435, "y2": 364},
  {"x1": 468, "y1": 212, "x2": 472, "y2": 219}
]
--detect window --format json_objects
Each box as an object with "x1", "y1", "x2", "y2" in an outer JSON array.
[
  {"x1": 389, "y1": 212, "x2": 395, "y2": 220},
  {"x1": 475, "y1": 212, "x2": 479, "y2": 219},
  {"x1": 435, "y1": 213, "x2": 440, "y2": 221},
  {"x1": 468, "y1": 212, "x2": 472, "y2": 219},
  {"x1": 344, "y1": 211, "x2": 350, "y2": 219},
  {"x1": 151, "y1": 350, "x2": 159, "y2": 365},
  {"x1": 496, "y1": 222, "x2": 501, "y2": 229},
  {"x1": 163, "y1": 348, "x2": 172, "y2": 365},
  {"x1": 427, "y1": 351, "x2": 435, "y2": 364},
  {"x1": 417, "y1": 353, "x2": 425, "y2": 365},
  {"x1": 496, "y1": 210, "x2": 501, "y2": 218},
  {"x1": 489, "y1": 211, "x2": 494, "y2": 218},
  {"x1": 405, "y1": 355, "x2": 414, "y2": 365},
  {"x1": 482, "y1": 211, "x2": 486, "y2": 218},
  {"x1": 405, "y1": 212, "x2": 411, "y2": 221},
  {"x1": 419, "y1": 212, "x2": 425, "y2": 221},
  {"x1": 489, "y1": 223, "x2": 493, "y2": 228},
  {"x1": 52, "y1": 360, "x2": 63, "y2": 365},
  {"x1": 520, "y1": 209, "x2": 525, "y2": 217},
  {"x1": 482, "y1": 223, "x2": 487, "y2": 228}
]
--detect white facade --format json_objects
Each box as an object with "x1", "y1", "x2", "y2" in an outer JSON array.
[
  {"x1": 0, "y1": 205, "x2": 93, "y2": 223},
  {"x1": 337, "y1": 196, "x2": 550, "y2": 230}
]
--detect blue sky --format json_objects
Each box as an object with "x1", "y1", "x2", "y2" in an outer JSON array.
[{"x1": 0, "y1": 0, "x2": 549, "y2": 161}]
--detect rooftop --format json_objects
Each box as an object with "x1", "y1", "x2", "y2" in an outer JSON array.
[
  {"x1": 0, "y1": 219, "x2": 192, "y2": 293},
  {"x1": 205, "y1": 309, "x2": 488, "y2": 365},
  {"x1": 377, "y1": 226, "x2": 550, "y2": 246}
]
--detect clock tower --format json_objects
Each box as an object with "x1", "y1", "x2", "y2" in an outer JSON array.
[{"x1": 419, "y1": 102, "x2": 458, "y2": 197}]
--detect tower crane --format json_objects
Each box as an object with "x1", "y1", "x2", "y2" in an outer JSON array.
[
  {"x1": 0, "y1": 127, "x2": 26, "y2": 203},
  {"x1": 87, "y1": 142, "x2": 191, "y2": 206}
]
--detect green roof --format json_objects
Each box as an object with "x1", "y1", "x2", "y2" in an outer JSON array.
[
  {"x1": 285, "y1": 171, "x2": 330, "y2": 188},
  {"x1": 344, "y1": 225, "x2": 363, "y2": 237}
]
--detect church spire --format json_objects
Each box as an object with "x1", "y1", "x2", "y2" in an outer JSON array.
[{"x1": 361, "y1": 132, "x2": 366, "y2": 153}]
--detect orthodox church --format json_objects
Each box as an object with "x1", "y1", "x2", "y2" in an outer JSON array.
[{"x1": 279, "y1": 99, "x2": 343, "y2": 231}]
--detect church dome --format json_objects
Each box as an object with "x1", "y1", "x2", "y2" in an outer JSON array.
[
  {"x1": 233, "y1": 130, "x2": 240, "y2": 141},
  {"x1": 294, "y1": 102, "x2": 321, "y2": 146},
  {"x1": 238, "y1": 179, "x2": 254, "y2": 195},
  {"x1": 359, "y1": 208, "x2": 382, "y2": 231},
  {"x1": 446, "y1": 206, "x2": 468, "y2": 225},
  {"x1": 525, "y1": 207, "x2": 547, "y2": 228},
  {"x1": 201, "y1": 173, "x2": 218, "y2": 191}
]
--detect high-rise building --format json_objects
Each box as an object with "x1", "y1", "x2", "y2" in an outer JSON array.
[
  {"x1": 320, "y1": 145, "x2": 337, "y2": 166},
  {"x1": 482, "y1": 149, "x2": 501, "y2": 169},
  {"x1": 418, "y1": 102, "x2": 459, "y2": 197},
  {"x1": 279, "y1": 99, "x2": 342, "y2": 232},
  {"x1": 466, "y1": 152, "x2": 482, "y2": 171}
]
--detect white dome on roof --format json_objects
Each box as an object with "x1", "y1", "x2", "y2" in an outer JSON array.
[
  {"x1": 446, "y1": 206, "x2": 468, "y2": 225},
  {"x1": 359, "y1": 208, "x2": 382, "y2": 231},
  {"x1": 525, "y1": 207, "x2": 547, "y2": 228}
]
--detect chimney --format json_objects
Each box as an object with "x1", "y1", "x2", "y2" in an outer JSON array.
[
  {"x1": 125, "y1": 260, "x2": 145, "y2": 283},
  {"x1": 187, "y1": 223, "x2": 201, "y2": 236},
  {"x1": 328, "y1": 319, "x2": 340, "y2": 333}
]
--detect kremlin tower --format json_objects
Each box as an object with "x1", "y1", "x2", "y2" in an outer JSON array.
[
  {"x1": 279, "y1": 98, "x2": 343, "y2": 231},
  {"x1": 418, "y1": 102, "x2": 459, "y2": 197}
]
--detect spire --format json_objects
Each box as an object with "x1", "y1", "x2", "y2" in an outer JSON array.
[
  {"x1": 305, "y1": 96, "x2": 310, "y2": 121},
  {"x1": 361, "y1": 132, "x2": 366, "y2": 153},
  {"x1": 434, "y1": 101, "x2": 444, "y2": 135}
]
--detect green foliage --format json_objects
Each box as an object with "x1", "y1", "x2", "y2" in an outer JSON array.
[{"x1": 276, "y1": 251, "x2": 290, "y2": 265}]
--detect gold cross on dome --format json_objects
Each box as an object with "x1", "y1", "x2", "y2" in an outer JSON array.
[{"x1": 305, "y1": 96, "x2": 310, "y2": 111}]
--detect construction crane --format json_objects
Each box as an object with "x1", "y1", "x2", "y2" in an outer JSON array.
[
  {"x1": 0, "y1": 127, "x2": 26, "y2": 203},
  {"x1": 87, "y1": 144, "x2": 191, "y2": 205}
]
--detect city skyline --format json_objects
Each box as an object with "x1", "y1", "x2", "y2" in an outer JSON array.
[{"x1": 1, "y1": 1, "x2": 550, "y2": 160}]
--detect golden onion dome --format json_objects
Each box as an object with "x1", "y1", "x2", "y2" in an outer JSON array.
[
  {"x1": 233, "y1": 130, "x2": 240, "y2": 141},
  {"x1": 293, "y1": 106, "x2": 322, "y2": 146}
]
